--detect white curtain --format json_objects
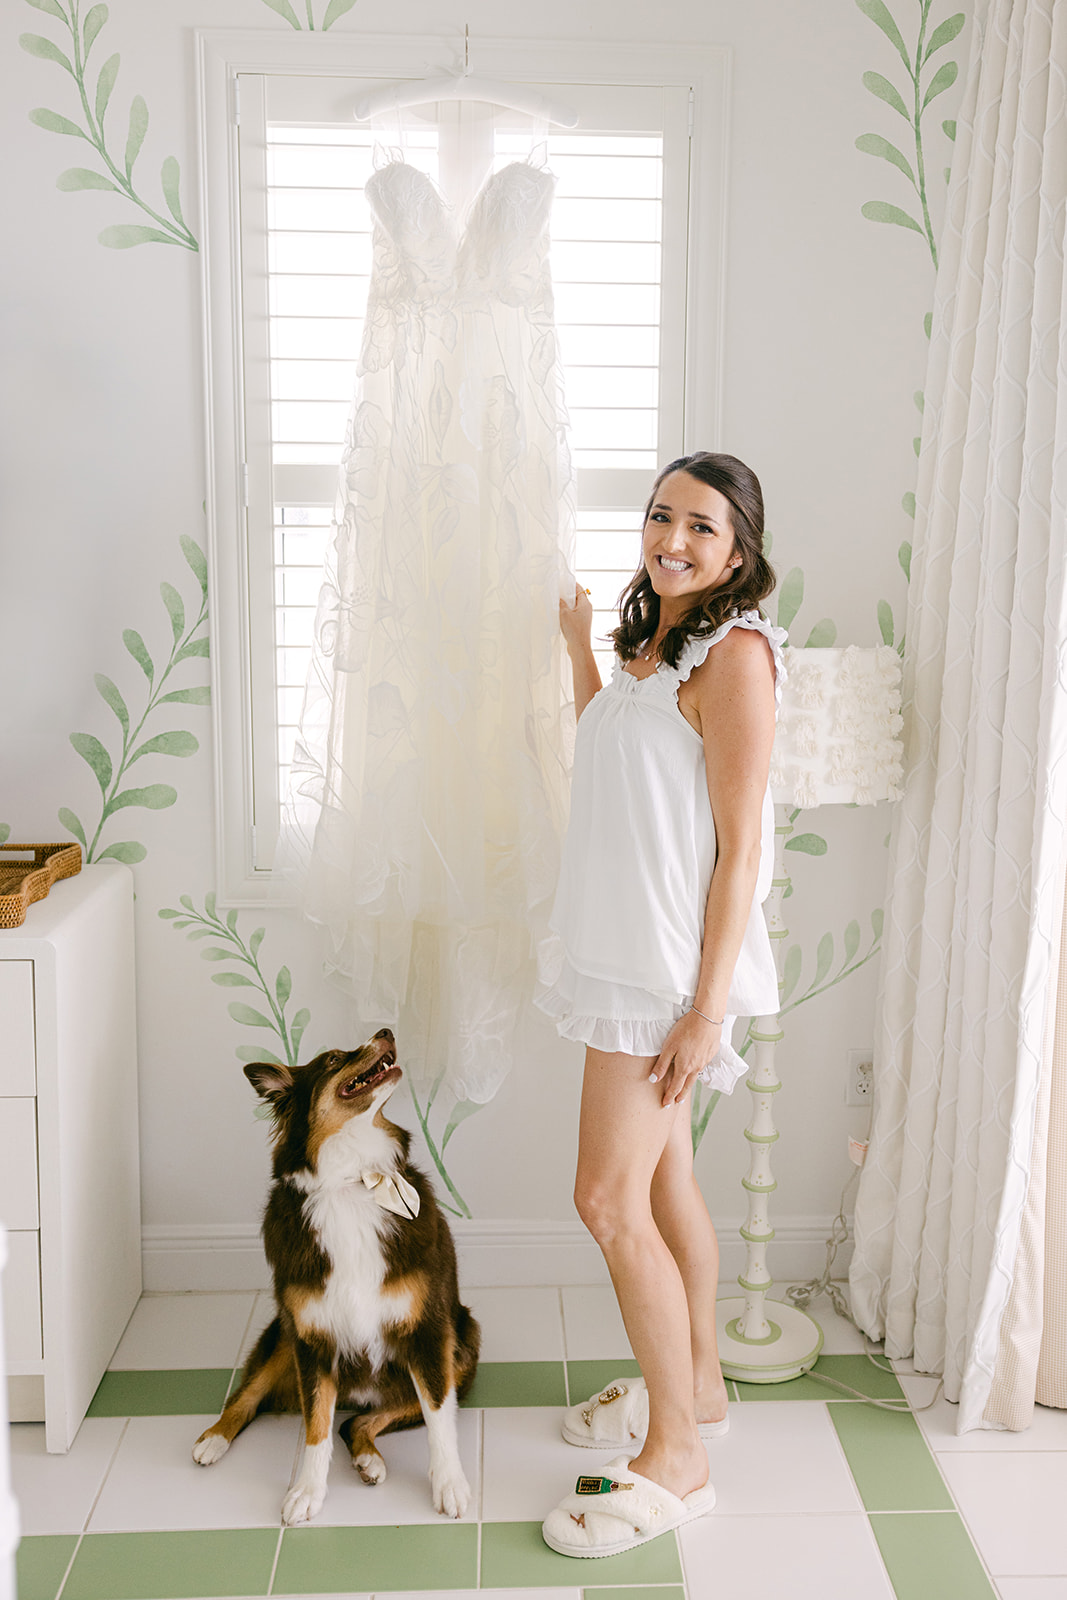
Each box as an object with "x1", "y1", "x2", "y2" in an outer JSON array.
[{"x1": 849, "y1": 0, "x2": 1067, "y2": 1429}]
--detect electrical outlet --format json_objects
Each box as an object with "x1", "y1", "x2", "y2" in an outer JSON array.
[{"x1": 846, "y1": 1049, "x2": 873, "y2": 1106}]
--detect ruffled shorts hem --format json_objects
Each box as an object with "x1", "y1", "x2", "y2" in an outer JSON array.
[{"x1": 533, "y1": 955, "x2": 748, "y2": 1094}]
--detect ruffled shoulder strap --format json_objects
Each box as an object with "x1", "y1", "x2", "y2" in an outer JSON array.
[{"x1": 667, "y1": 611, "x2": 788, "y2": 713}]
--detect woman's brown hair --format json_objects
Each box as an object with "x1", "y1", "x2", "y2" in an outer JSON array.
[{"x1": 612, "y1": 451, "x2": 776, "y2": 669}]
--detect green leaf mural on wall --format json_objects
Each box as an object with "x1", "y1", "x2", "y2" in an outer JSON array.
[
  {"x1": 254, "y1": 0, "x2": 359, "y2": 27},
  {"x1": 159, "y1": 894, "x2": 476, "y2": 1218},
  {"x1": 856, "y1": 0, "x2": 962, "y2": 650},
  {"x1": 159, "y1": 896, "x2": 312, "y2": 1070},
  {"x1": 0, "y1": 826, "x2": 10, "y2": 847},
  {"x1": 20, "y1": 0, "x2": 198, "y2": 250},
  {"x1": 855, "y1": 0, "x2": 962, "y2": 270},
  {"x1": 60, "y1": 536, "x2": 210, "y2": 863}
]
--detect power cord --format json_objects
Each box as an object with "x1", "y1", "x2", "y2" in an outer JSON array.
[{"x1": 779, "y1": 1167, "x2": 944, "y2": 1414}]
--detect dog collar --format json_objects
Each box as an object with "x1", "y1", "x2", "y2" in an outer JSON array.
[{"x1": 361, "y1": 1169, "x2": 420, "y2": 1220}]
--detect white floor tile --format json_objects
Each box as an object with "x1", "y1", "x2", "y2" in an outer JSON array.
[
  {"x1": 939, "y1": 1452, "x2": 1067, "y2": 1576},
  {"x1": 314, "y1": 1406, "x2": 481, "y2": 1525},
  {"x1": 996, "y1": 1582, "x2": 1067, "y2": 1599},
  {"x1": 706, "y1": 1402, "x2": 863, "y2": 1516},
  {"x1": 482, "y1": 1404, "x2": 610, "y2": 1522},
  {"x1": 766, "y1": 1285, "x2": 871, "y2": 1355},
  {"x1": 680, "y1": 1512, "x2": 895, "y2": 1600},
  {"x1": 10, "y1": 1418, "x2": 126, "y2": 1535},
  {"x1": 896, "y1": 1371, "x2": 945, "y2": 1410},
  {"x1": 462, "y1": 1287, "x2": 565, "y2": 1362},
  {"x1": 110, "y1": 1293, "x2": 259, "y2": 1371},
  {"x1": 910, "y1": 1392, "x2": 1067, "y2": 1453},
  {"x1": 88, "y1": 1412, "x2": 302, "y2": 1531},
  {"x1": 237, "y1": 1293, "x2": 277, "y2": 1367},
  {"x1": 561, "y1": 1284, "x2": 631, "y2": 1361}
]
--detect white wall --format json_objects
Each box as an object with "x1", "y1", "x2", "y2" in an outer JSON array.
[{"x1": 0, "y1": 0, "x2": 967, "y2": 1286}]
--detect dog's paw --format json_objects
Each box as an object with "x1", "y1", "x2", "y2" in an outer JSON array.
[
  {"x1": 353, "y1": 1450, "x2": 387, "y2": 1485},
  {"x1": 192, "y1": 1432, "x2": 230, "y2": 1466},
  {"x1": 432, "y1": 1469, "x2": 471, "y2": 1520},
  {"x1": 281, "y1": 1482, "x2": 327, "y2": 1525}
]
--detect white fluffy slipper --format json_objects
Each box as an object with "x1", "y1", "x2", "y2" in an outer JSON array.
[
  {"x1": 542, "y1": 1454, "x2": 716, "y2": 1558},
  {"x1": 561, "y1": 1377, "x2": 729, "y2": 1448}
]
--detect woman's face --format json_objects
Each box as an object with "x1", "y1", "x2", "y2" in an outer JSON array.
[{"x1": 641, "y1": 470, "x2": 740, "y2": 613}]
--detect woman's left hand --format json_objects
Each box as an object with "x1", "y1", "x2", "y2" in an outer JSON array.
[{"x1": 650, "y1": 1009, "x2": 721, "y2": 1108}]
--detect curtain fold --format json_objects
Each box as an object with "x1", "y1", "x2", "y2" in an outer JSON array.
[
  {"x1": 985, "y1": 865, "x2": 1067, "y2": 1427},
  {"x1": 849, "y1": 0, "x2": 1067, "y2": 1429}
]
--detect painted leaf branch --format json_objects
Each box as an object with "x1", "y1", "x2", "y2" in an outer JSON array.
[
  {"x1": 159, "y1": 895, "x2": 312, "y2": 1071},
  {"x1": 407, "y1": 1076, "x2": 475, "y2": 1219},
  {"x1": 60, "y1": 537, "x2": 210, "y2": 864},
  {"x1": 855, "y1": 0, "x2": 963, "y2": 269},
  {"x1": 21, "y1": 0, "x2": 197, "y2": 250},
  {"x1": 255, "y1": 0, "x2": 359, "y2": 28},
  {"x1": 775, "y1": 563, "x2": 838, "y2": 650}
]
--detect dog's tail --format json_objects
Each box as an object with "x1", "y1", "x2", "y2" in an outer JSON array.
[{"x1": 454, "y1": 1304, "x2": 481, "y2": 1400}]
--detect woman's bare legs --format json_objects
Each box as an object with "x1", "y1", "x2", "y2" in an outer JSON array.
[
  {"x1": 573, "y1": 1046, "x2": 708, "y2": 1499},
  {"x1": 651, "y1": 1105, "x2": 728, "y2": 1425}
]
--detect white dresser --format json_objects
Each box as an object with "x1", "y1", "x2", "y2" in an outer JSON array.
[{"x1": 1, "y1": 863, "x2": 141, "y2": 1451}]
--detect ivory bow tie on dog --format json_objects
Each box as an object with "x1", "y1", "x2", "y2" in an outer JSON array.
[{"x1": 361, "y1": 1170, "x2": 420, "y2": 1219}]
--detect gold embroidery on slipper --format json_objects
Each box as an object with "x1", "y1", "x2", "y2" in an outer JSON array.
[{"x1": 570, "y1": 1513, "x2": 586, "y2": 1528}]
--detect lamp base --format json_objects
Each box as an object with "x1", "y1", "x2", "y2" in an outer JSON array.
[{"x1": 715, "y1": 1297, "x2": 823, "y2": 1383}]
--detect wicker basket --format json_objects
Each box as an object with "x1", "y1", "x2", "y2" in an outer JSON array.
[{"x1": 0, "y1": 843, "x2": 83, "y2": 929}]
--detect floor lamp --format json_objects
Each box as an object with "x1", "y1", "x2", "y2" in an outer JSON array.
[{"x1": 715, "y1": 645, "x2": 904, "y2": 1383}]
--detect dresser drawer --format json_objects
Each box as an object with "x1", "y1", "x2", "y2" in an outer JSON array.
[
  {"x1": 0, "y1": 962, "x2": 37, "y2": 1095},
  {"x1": 0, "y1": 1099, "x2": 38, "y2": 1229},
  {"x1": 3, "y1": 1229, "x2": 42, "y2": 1362}
]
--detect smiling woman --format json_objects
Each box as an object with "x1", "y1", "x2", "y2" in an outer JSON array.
[
  {"x1": 614, "y1": 453, "x2": 776, "y2": 672},
  {"x1": 535, "y1": 449, "x2": 785, "y2": 1556}
]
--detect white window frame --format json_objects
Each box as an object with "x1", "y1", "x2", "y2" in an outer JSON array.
[{"x1": 196, "y1": 29, "x2": 730, "y2": 904}]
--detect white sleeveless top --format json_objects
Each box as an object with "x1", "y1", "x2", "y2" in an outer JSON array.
[{"x1": 535, "y1": 611, "x2": 787, "y2": 1089}]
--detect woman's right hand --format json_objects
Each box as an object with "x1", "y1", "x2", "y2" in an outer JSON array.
[{"x1": 560, "y1": 583, "x2": 594, "y2": 656}]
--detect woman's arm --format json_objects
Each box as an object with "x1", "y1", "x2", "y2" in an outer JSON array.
[
  {"x1": 560, "y1": 584, "x2": 603, "y2": 720},
  {"x1": 651, "y1": 627, "x2": 777, "y2": 1106}
]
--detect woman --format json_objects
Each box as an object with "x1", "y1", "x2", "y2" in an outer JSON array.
[{"x1": 536, "y1": 451, "x2": 785, "y2": 1556}]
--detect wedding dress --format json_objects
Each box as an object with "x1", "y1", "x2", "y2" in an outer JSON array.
[{"x1": 284, "y1": 156, "x2": 575, "y2": 1105}]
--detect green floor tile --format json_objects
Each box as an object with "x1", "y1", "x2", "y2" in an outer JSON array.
[
  {"x1": 585, "y1": 1587, "x2": 686, "y2": 1600},
  {"x1": 461, "y1": 1360, "x2": 567, "y2": 1408},
  {"x1": 870, "y1": 1512, "x2": 997, "y2": 1600},
  {"x1": 829, "y1": 1401, "x2": 953, "y2": 1511},
  {"x1": 274, "y1": 1521, "x2": 477, "y2": 1593},
  {"x1": 61, "y1": 1529, "x2": 278, "y2": 1600},
  {"x1": 87, "y1": 1368, "x2": 233, "y2": 1417},
  {"x1": 481, "y1": 1520, "x2": 683, "y2": 1588},
  {"x1": 15, "y1": 1534, "x2": 78, "y2": 1600},
  {"x1": 566, "y1": 1360, "x2": 642, "y2": 1404},
  {"x1": 733, "y1": 1352, "x2": 904, "y2": 1403}
]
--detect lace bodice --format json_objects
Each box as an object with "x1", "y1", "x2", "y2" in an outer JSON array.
[{"x1": 360, "y1": 161, "x2": 555, "y2": 363}]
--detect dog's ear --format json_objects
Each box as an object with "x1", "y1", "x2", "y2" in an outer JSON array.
[{"x1": 244, "y1": 1060, "x2": 294, "y2": 1105}]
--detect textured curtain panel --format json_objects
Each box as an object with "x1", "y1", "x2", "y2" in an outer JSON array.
[
  {"x1": 984, "y1": 877, "x2": 1067, "y2": 1427},
  {"x1": 849, "y1": 0, "x2": 1067, "y2": 1431}
]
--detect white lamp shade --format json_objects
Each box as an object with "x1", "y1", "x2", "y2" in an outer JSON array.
[{"x1": 770, "y1": 645, "x2": 904, "y2": 809}]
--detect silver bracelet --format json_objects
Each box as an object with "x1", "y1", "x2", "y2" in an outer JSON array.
[{"x1": 690, "y1": 1005, "x2": 724, "y2": 1026}]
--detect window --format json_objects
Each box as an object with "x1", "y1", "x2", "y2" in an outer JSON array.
[{"x1": 198, "y1": 33, "x2": 728, "y2": 900}]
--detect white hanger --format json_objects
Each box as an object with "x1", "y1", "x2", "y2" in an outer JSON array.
[{"x1": 352, "y1": 26, "x2": 579, "y2": 128}]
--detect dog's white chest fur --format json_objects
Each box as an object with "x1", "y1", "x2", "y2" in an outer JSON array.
[{"x1": 290, "y1": 1119, "x2": 415, "y2": 1369}]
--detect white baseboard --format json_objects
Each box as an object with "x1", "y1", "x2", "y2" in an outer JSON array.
[{"x1": 141, "y1": 1216, "x2": 852, "y2": 1293}]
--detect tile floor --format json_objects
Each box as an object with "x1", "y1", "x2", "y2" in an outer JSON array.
[{"x1": 10, "y1": 1284, "x2": 1067, "y2": 1600}]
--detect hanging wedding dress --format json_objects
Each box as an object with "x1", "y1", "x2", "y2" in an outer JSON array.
[{"x1": 283, "y1": 154, "x2": 575, "y2": 1106}]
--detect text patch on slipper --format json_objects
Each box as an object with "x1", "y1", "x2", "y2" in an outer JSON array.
[{"x1": 575, "y1": 1475, "x2": 634, "y2": 1495}]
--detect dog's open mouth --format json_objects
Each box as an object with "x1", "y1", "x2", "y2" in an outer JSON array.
[{"x1": 339, "y1": 1043, "x2": 398, "y2": 1098}]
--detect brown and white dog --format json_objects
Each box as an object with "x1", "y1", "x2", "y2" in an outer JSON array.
[{"x1": 192, "y1": 1029, "x2": 480, "y2": 1525}]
